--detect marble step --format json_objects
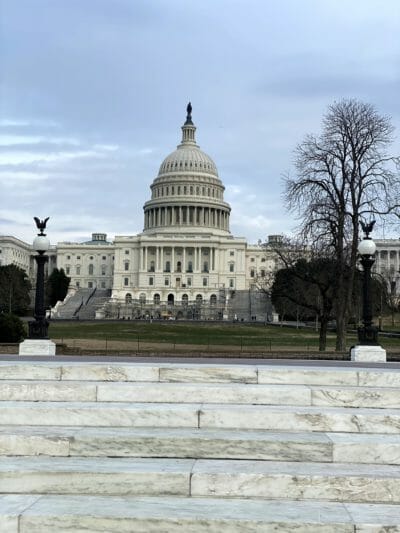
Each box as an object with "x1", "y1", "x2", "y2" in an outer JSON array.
[
  {"x1": 1, "y1": 456, "x2": 400, "y2": 504},
  {"x1": 3, "y1": 494, "x2": 400, "y2": 533},
  {"x1": 2, "y1": 361, "x2": 400, "y2": 388},
  {"x1": 1, "y1": 401, "x2": 400, "y2": 433},
  {"x1": 2, "y1": 380, "x2": 400, "y2": 409},
  {"x1": 1, "y1": 426, "x2": 400, "y2": 465}
]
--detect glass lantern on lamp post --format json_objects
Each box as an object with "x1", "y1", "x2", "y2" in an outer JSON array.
[{"x1": 28, "y1": 218, "x2": 50, "y2": 339}]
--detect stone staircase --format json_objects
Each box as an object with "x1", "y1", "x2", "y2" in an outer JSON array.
[
  {"x1": 0, "y1": 359, "x2": 400, "y2": 531},
  {"x1": 76, "y1": 289, "x2": 112, "y2": 320},
  {"x1": 53, "y1": 289, "x2": 92, "y2": 319}
]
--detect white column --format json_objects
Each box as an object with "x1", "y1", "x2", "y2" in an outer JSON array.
[
  {"x1": 183, "y1": 247, "x2": 186, "y2": 272},
  {"x1": 140, "y1": 248, "x2": 144, "y2": 271},
  {"x1": 161, "y1": 247, "x2": 164, "y2": 271},
  {"x1": 172, "y1": 247, "x2": 175, "y2": 273}
]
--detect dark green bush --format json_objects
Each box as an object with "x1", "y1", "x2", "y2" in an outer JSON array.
[{"x1": 0, "y1": 313, "x2": 26, "y2": 342}]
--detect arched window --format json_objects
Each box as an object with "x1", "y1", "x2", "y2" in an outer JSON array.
[
  {"x1": 88, "y1": 264, "x2": 94, "y2": 275},
  {"x1": 139, "y1": 293, "x2": 146, "y2": 304},
  {"x1": 210, "y1": 294, "x2": 217, "y2": 305},
  {"x1": 125, "y1": 293, "x2": 132, "y2": 304},
  {"x1": 167, "y1": 293, "x2": 174, "y2": 305},
  {"x1": 182, "y1": 294, "x2": 188, "y2": 305},
  {"x1": 153, "y1": 293, "x2": 160, "y2": 305},
  {"x1": 196, "y1": 294, "x2": 203, "y2": 304}
]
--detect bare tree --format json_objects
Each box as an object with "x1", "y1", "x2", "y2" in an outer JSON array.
[{"x1": 285, "y1": 99, "x2": 400, "y2": 351}]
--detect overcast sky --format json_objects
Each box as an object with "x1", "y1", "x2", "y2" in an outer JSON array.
[{"x1": 1, "y1": 0, "x2": 400, "y2": 245}]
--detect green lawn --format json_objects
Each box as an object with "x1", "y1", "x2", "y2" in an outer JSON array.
[{"x1": 44, "y1": 320, "x2": 375, "y2": 351}]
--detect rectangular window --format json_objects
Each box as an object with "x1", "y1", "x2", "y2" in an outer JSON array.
[
  {"x1": 102, "y1": 256, "x2": 106, "y2": 260},
  {"x1": 229, "y1": 263, "x2": 234, "y2": 272},
  {"x1": 229, "y1": 279, "x2": 234, "y2": 288},
  {"x1": 124, "y1": 277, "x2": 129, "y2": 286},
  {"x1": 66, "y1": 267, "x2": 70, "y2": 275},
  {"x1": 250, "y1": 258, "x2": 255, "y2": 262},
  {"x1": 125, "y1": 250, "x2": 129, "y2": 255},
  {"x1": 101, "y1": 282, "x2": 106, "y2": 288},
  {"x1": 76, "y1": 266, "x2": 80, "y2": 275},
  {"x1": 203, "y1": 277, "x2": 208, "y2": 287},
  {"x1": 250, "y1": 269, "x2": 255, "y2": 278},
  {"x1": 77, "y1": 256, "x2": 81, "y2": 260},
  {"x1": 149, "y1": 277, "x2": 154, "y2": 286},
  {"x1": 124, "y1": 262, "x2": 129, "y2": 271},
  {"x1": 101, "y1": 267, "x2": 106, "y2": 275},
  {"x1": 187, "y1": 277, "x2": 192, "y2": 287},
  {"x1": 230, "y1": 251, "x2": 234, "y2": 256},
  {"x1": 165, "y1": 278, "x2": 169, "y2": 286}
]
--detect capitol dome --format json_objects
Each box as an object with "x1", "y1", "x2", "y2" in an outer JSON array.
[{"x1": 143, "y1": 103, "x2": 231, "y2": 236}]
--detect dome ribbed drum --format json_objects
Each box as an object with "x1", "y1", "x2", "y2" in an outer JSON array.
[{"x1": 143, "y1": 104, "x2": 231, "y2": 235}]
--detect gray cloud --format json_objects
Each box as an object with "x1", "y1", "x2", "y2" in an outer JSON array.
[{"x1": 1, "y1": 0, "x2": 400, "y2": 244}]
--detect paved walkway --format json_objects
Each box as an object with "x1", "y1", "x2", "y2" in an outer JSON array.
[{"x1": 1, "y1": 354, "x2": 400, "y2": 368}]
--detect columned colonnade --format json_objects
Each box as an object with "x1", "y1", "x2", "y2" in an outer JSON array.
[
  {"x1": 139, "y1": 246, "x2": 220, "y2": 272},
  {"x1": 144, "y1": 205, "x2": 229, "y2": 231}
]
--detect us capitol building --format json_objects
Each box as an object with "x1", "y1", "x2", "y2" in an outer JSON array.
[
  {"x1": 1, "y1": 105, "x2": 399, "y2": 320},
  {"x1": 1, "y1": 105, "x2": 277, "y2": 320}
]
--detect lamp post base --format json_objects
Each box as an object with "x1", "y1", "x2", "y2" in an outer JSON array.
[
  {"x1": 19, "y1": 339, "x2": 56, "y2": 356},
  {"x1": 350, "y1": 344, "x2": 386, "y2": 363}
]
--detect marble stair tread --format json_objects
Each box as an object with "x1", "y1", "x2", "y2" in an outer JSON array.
[
  {"x1": 1, "y1": 456, "x2": 400, "y2": 503},
  {"x1": 3, "y1": 379, "x2": 400, "y2": 408},
  {"x1": 3, "y1": 425, "x2": 400, "y2": 464},
  {"x1": 2, "y1": 495, "x2": 400, "y2": 532},
  {"x1": 0, "y1": 425, "x2": 333, "y2": 461},
  {"x1": 0, "y1": 456, "x2": 194, "y2": 496},
  {"x1": 0, "y1": 401, "x2": 202, "y2": 427},
  {"x1": 190, "y1": 459, "x2": 400, "y2": 503},
  {"x1": 2, "y1": 401, "x2": 400, "y2": 432},
  {"x1": 199, "y1": 403, "x2": 400, "y2": 433},
  {"x1": 2, "y1": 360, "x2": 400, "y2": 387}
]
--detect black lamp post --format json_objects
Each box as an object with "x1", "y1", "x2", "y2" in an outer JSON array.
[
  {"x1": 28, "y1": 217, "x2": 50, "y2": 339},
  {"x1": 357, "y1": 222, "x2": 379, "y2": 346}
]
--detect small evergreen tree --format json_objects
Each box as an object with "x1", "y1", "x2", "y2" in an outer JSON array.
[
  {"x1": 0, "y1": 265, "x2": 31, "y2": 315},
  {"x1": 0, "y1": 313, "x2": 26, "y2": 342},
  {"x1": 46, "y1": 268, "x2": 71, "y2": 307}
]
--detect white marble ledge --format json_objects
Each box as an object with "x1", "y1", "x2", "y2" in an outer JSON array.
[
  {"x1": 258, "y1": 367, "x2": 359, "y2": 386},
  {"x1": 0, "y1": 456, "x2": 195, "y2": 473},
  {"x1": 328, "y1": 432, "x2": 400, "y2": 465},
  {"x1": 0, "y1": 426, "x2": 74, "y2": 457},
  {"x1": 18, "y1": 495, "x2": 356, "y2": 532},
  {"x1": 191, "y1": 458, "x2": 400, "y2": 477},
  {"x1": 96, "y1": 382, "x2": 312, "y2": 405},
  {"x1": 70, "y1": 426, "x2": 332, "y2": 461},
  {"x1": 190, "y1": 459, "x2": 400, "y2": 503},
  {"x1": 0, "y1": 381, "x2": 97, "y2": 402},
  {"x1": 310, "y1": 386, "x2": 400, "y2": 409},
  {"x1": 159, "y1": 364, "x2": 258, "y2": 383},
  {"x1": 0, "y1": 401, "x2": 202, "y2": 427},
  {"x1": 0, "y1": 458, "x2": 194, "y2": 497},
  {"x1": 0, "y1": 363, "x2": 62, "y2": 381},
  {"x1": 199, "y1": 403, "x2": 400, "y2": 433},
  {"x1": 60, "y1": 363, "x2": 160, "y2": 382}
]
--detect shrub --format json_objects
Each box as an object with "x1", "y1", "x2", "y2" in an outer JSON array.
[{"x1": 0, "y1": 313, "x2": 26, "y2": 342}]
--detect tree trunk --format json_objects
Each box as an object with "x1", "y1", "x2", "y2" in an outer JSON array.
[{"x1": 319, "y1": 315, "x2": 328, "y2": 351}]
